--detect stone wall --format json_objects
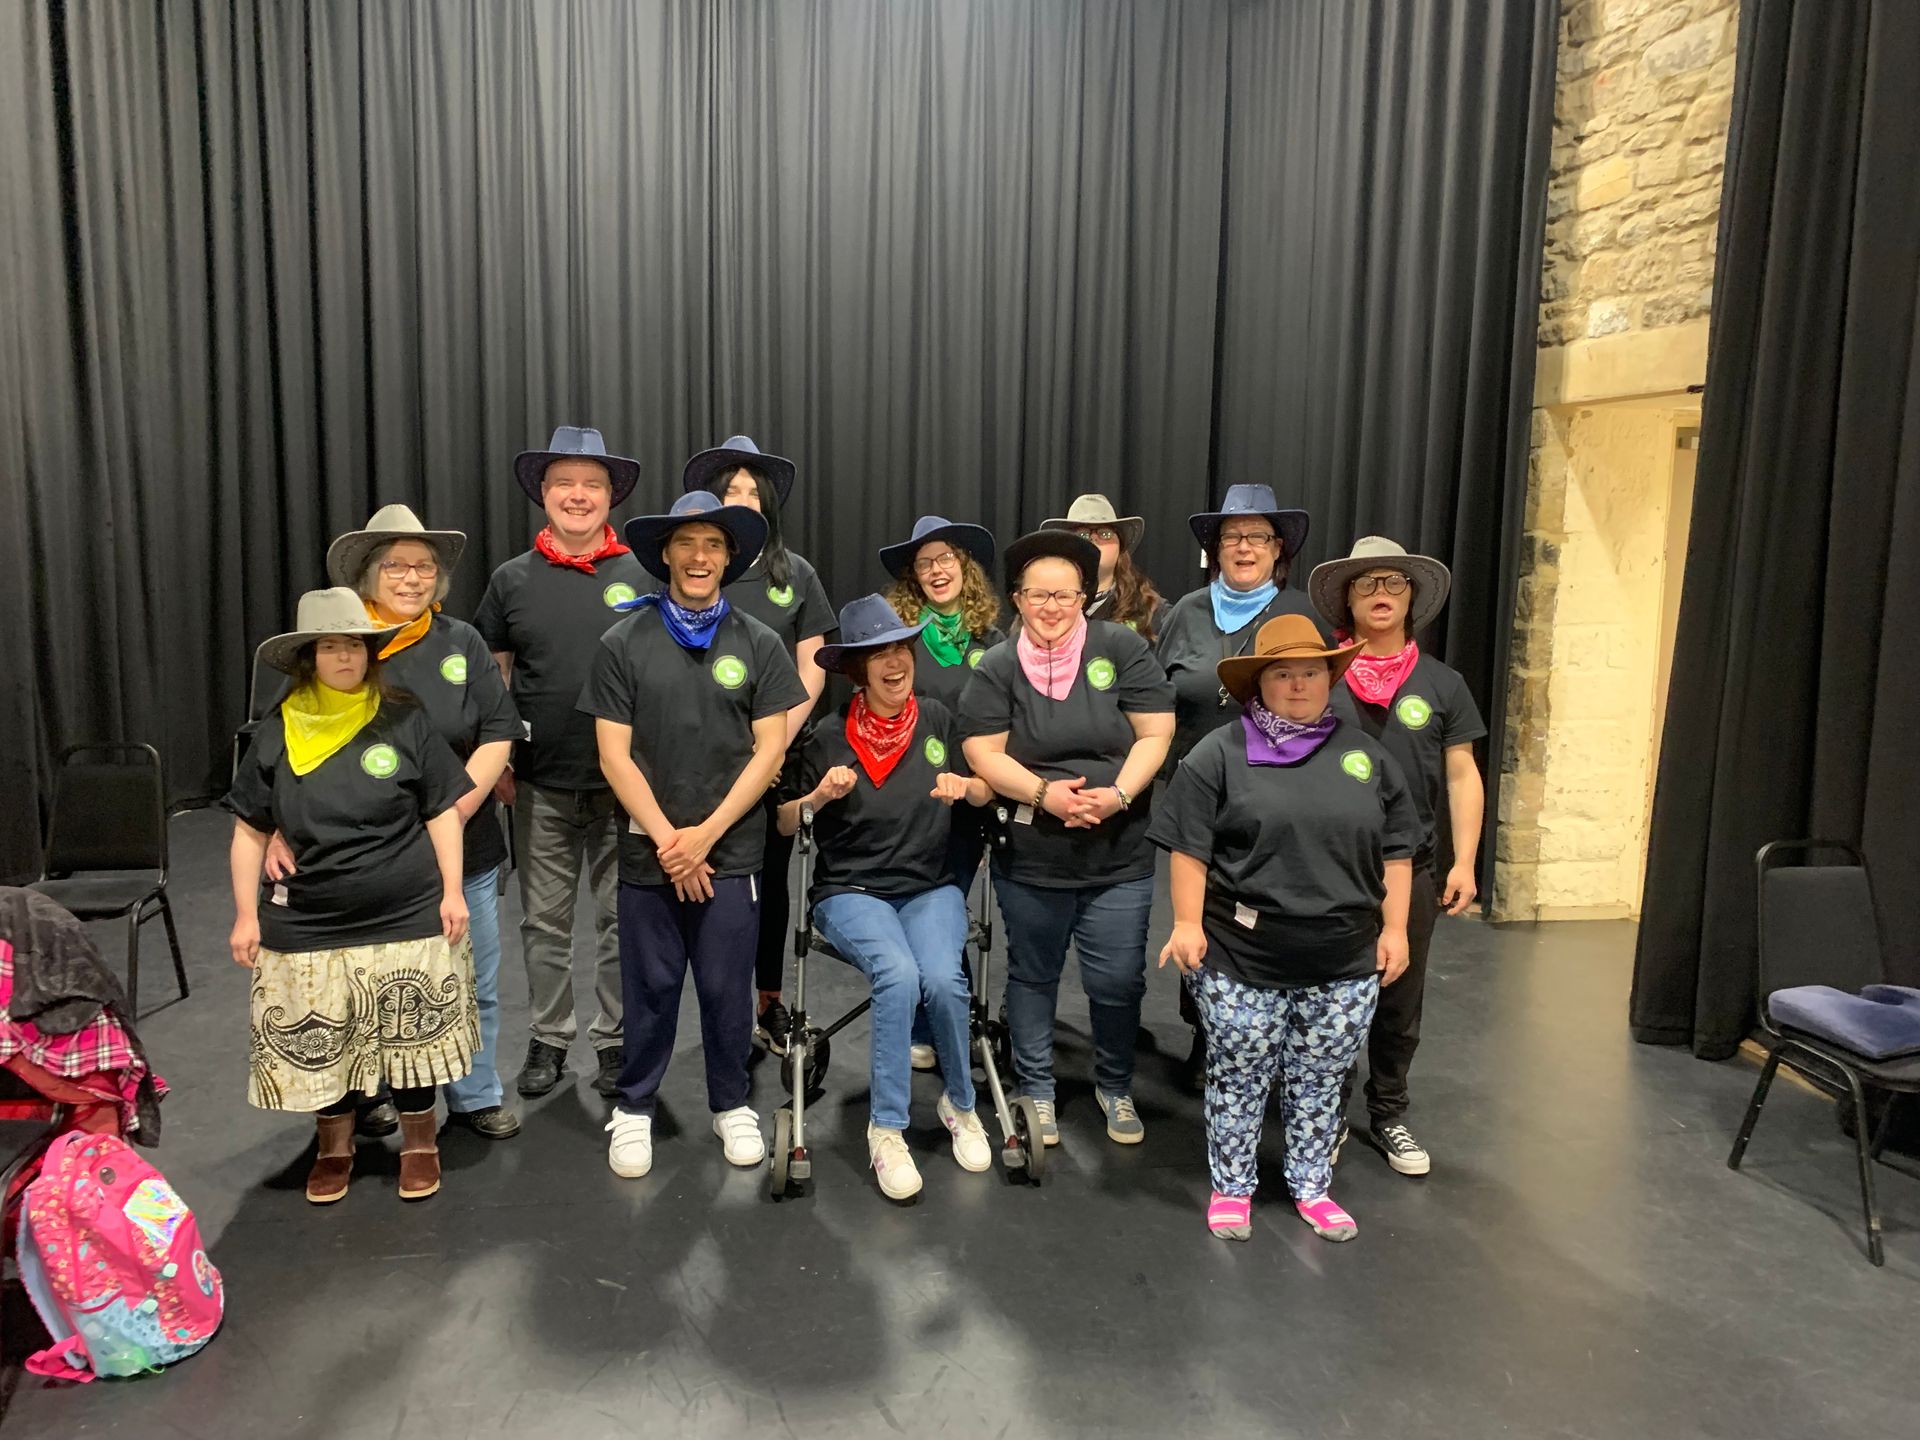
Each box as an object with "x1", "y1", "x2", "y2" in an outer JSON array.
[{"x1": 1494, "y1": 0, "x2": 1737, "y2": 920}]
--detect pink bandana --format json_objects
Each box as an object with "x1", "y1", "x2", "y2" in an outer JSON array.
[
  {"x1": 1343, "y1": 640, "x2": 1420, "y2": 707},
  {"x1": 1017, "y1": 614, "x2": 1089, "y2": 701}
]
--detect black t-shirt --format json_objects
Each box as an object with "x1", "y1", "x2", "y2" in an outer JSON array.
[
  {"x1": 379, "y1": 615, "x2": 523, "y2": 876},
  {"x1": 1328, "y1": 653, "x2": 1486, "y2": 862},
  {"x1": 1155, "y1": 586, "x2": 1332, "y2": 768},
  {"x1": 784, "y1": 698, "x2": 970, "y2": 903},
  {"x1": 224, "y1": 704, "x2": 474, "y2": 953},
  {"x1": 576, "y1": 607, "x2": 808, "y2": 886},
  {"x1": 957, "y1": 620, "x2": 1174, "y2": 890},
  {"x1": 1149, "y1": 719, "x2": 1422, "y2": 989},
  {"x1": 472, "y1": 549, "x2": 651, "y2": 790},
  {"x1": 910, "y1": 622, "x2": 1005, "y2": 715},
  {"x1": 721, "y1": 553, "x2": 837, "y2": 660}
]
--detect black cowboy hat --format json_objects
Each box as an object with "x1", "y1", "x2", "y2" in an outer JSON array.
[
  {"x1": 816, "y1": 594, "x2": 930, "y2": 674},
  {"x1": 681, "y1": 434, "x2": 796, "y2": 508},
  {"x1": 513, "y1": 426, "x2": 642, "y2": 507},
  {"x1": 878, "y1": 514, "x2": 996, "y2": 579},
  {"x1": 1189, "y1": 483, "x2": 1310, "y2": 562},
  {"x1": 1003, "y1": 529, "x2": 1100, "y2": 599},
  {"x1": 624, "y1": 491, "x2": 768, "y2": 589}
]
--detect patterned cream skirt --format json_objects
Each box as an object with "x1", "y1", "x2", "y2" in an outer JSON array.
[{"x1": 248, "y1": 934, "x2": 479, "y2": 1111}]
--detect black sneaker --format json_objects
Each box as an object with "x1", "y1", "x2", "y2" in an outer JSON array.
[
  {"x1": 515, "y1": 1039, "x2": 567, "y2": 1097},
  {"x1": 591, "y1": 1047, "x2": 624, "y2": 1099},
  {"x1": 355, "y1": 1096, "x2": 399, "y2": 1138},
  {"x1": 1371, "y1": 1120, "x2": 1431, "y2": 1176},
  {"x1": 446, "y1": 1105, "x2": 522, "y2": 1140},
  {"x1": 755, "y1": 999, "x2": 793, "y2": 1057}
]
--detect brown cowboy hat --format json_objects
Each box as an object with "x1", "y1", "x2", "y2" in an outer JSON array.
[{"x1": 1216, "y1": 614, "x2": 1363, "y2": 704}]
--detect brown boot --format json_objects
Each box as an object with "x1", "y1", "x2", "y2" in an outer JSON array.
[
  {"x1": 306, "y1": 1113, "x2": 356, "y2": 1204},
  {"x1": 397, "y1": 1109, "x2": 441, "y2": 1200}
]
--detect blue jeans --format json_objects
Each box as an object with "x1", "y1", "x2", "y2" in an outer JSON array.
[
  {"x1": 814, "y1": 886, "x2": 976, "y2": 1131},
  {"x1": 993, "y1": 873, "x2": 1154, "y2": 1102},
  {"x1": 445, "y1": 866, "x2": 504, "y2": 1111}
]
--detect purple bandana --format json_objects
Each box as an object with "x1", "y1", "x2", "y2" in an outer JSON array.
[{"x1": 1241, "y1": 696, "x2": 1336, "y2": 767}]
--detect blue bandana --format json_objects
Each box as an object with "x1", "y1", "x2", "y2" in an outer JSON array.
[
  {"x1": 1209, "y1": 576, "x2": 1278, "y2": 635},
  {"x1": 618, "y1": 592, "x2": 731, "y2": 650}
]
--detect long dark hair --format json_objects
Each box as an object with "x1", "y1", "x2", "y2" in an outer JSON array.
[
  {"x1": 706, "y1": 467, "x2": 793, "y2": 589},
  {"x1": 291, "y1": 638, "x2": 416, "y2": 707},
  {"x1": 1104, "y1": 550, "x2": 1165, "y2": 644}
]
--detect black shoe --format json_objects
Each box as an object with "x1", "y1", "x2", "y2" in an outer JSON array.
[
  {"x1": 446, "y1": 1105, "x2": 522, "y2": 1140},
  {"x1": 355, "y1": 1097, "x2": 399, "y2": 1138},
  {"x1": 1370, "y1": 1120, "x2": 1431, "y2": 1176},
  {"x1": 755, "y1": 999, "x2": 793, "y2": 1057},
  {"x1": 591, "y1": 1047, "x2": 624, "y2": 1099},
  {"x1": 516, "y1": 1039, "x2": 568, "y2": 1097}
]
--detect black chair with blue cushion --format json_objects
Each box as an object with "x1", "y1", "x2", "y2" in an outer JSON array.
[
  {"x1": 1727, "y1": 840, "x2": 1920, "y2": 1265},
  {"x1": 27, "y1": 743, "x2": 188, "y2": 1018}
]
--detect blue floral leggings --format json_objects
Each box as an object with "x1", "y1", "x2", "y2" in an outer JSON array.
[{"x1": 1187, "y1": 966, "x2": 1380, "y2": 1202}]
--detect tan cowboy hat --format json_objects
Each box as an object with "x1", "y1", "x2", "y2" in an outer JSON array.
[
  {"x1": 1308, "y1": 536, "x2": 1451, "y2": 636},
  {"x1": 1041, "y1": 493, "x2": 1144, "y2": 553},
  {"x1": 1216, "y1": 614, "x2": 1363, "y2": 704},
  {"x1": 255, "y1": 586, "x2": 404, "y2": 675},
  {"x1": 325, "y1": 504, "x2": 468, "y2": 588}
]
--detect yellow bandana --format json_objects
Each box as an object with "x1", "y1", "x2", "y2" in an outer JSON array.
[
  {"x1": 282, "y1": 680, "x2": 381, "y2": 776},
  {"x1": 366, "y1": 598, "x2": 436, "y2": 659}
]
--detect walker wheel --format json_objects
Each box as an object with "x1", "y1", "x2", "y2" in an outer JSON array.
[
  {"x1": 771, "y1": 1107, "x2": 795, "y2": 1199},
  {"x1": 1012, "y1": 1096, "x2": 1048, "y2": 1184}
]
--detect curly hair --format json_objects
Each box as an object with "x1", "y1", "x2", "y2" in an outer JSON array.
[
  {"x1": 1102, "y1": 550, "x2": 1165, "y2": 645},
  {"x1": 884, "y1": 551, "x2": 1002, "y2": 635}
]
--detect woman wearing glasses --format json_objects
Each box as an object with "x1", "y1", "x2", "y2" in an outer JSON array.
[
  {"x1": 960, "y1": 531, "x2": 1174, "y2": 1149},
  {"x1": 880, "y1": 515, "x2": 1005, "y2": 714},
  {"x1": 1039, "y1": 494, "x2": 1167, "y2": 643}
]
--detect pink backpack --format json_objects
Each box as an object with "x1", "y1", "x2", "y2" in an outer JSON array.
[{"x1": 16, "y1": 1132, "x2": 223, "y2": 1381}]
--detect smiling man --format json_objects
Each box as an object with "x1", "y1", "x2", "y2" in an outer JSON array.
[{"x1": 473, "y1": 426, "x2": 651, "y2": 1110}]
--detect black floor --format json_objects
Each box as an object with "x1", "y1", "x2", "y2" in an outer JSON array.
[{"x1": 5, "y1": 809, "x2": 1918, "y2": 1439}]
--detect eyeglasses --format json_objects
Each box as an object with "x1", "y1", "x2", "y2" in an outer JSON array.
[
  {"x1": 1350, "y1": 573, "x2": 1410, "y2": 597},
  {"x1": 1017, "y1": 588, "x2": 1085, "y2": 608},
  {"x1": 378, "y1": 559, "x2": 439, "y2": 580},
  {"x1": 1217, "y1": 529, "x2": 1276, "y2": 549},
  {"x1": 913, "y1": 550, "x2": 962, "y2": 576},
  {"x1": 1074, "y1": 527, "x2": 1120, "y2": 543}
]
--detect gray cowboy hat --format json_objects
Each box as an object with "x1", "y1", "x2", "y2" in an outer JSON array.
[
  {"x1": 1003, "y1": 528, "x2": 1101, "y2": 600},
  {"x1": 325, "y1": 504, "x2": 467, "y2": 589},
  {"x1": 878, "y1": 514, "x2": 996, "y2": 579},
  {"x1": 1308, "y1": 536, "x2": 1452, "y2": 636},
  {"x1": 513, "y1": 425, "x2": 642, "y2": 507},
  {"x1": 255, "y1": 586, "x2": 405, "y2": 675},
  {"x1": 1188, "y1": 483, "x2": 1310, "y2": 562},
  {"x1": 681, "y1": 434, "x2": 796, "y2": 508},
  {"x1": 624, "y1": 490, "x2": 768, "y2": 589},
  {"x1": 1040, "y1": 493, "x2": 1144, "y2": 553},
  {"x1": 816, "y1": 593, "x2": 930, "y2": 674}
]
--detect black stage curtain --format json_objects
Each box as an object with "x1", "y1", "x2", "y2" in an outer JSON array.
[
  {"x1": 1632, "y1": 0, "x2": 1920, "y2": 1058},
  {"x1": 0, "y1": 0, "x2": 1555, "y2": 880}
]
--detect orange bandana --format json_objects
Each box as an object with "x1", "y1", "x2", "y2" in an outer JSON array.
[{"x1": 365, "y1": 599, "x2": 437, "y2": 659}]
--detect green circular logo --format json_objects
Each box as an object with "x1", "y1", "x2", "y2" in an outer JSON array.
[
  {"x1": 924, "y1": 736, "x2": 948, "y2": 767},
  {"x1": 767, "y1": 583, "x2": 795, "y2": 608},
  {"x1": 1395, "y1": 694, "x2": 1433, "y2": 730},
  {"x1": 603, "y1": 583, "x2": 637, "y2": 608},
  {"x1": 967, "y1": 649, "x2": 985, "y2": 669},
  {"x1": 1086, "y1": 657, "x2": 1116, "y2": 691},
  {"x1": 712, "y1": 654, "x2": 748, "y2": 689},
  {"x1": 1340, "y1": 749, "x2": 1374, "y2": 783},
  {"x1": 439, "y1": 654, "x2": 468, "y2": 685},
  {"x1": 361, "y1": 744, "x2": 400, "y2": 779}
]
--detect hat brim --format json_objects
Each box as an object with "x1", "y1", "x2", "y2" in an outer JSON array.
[
  {"x1": 255, "y1": 622, "x2": 405, "y2": 677},
  {"x1": 878, "y1": 522, "x2": 996, "y2": 580},
  {"x1": 325, "y1": 526, "x2": 468, "y2": 589},
  {"x1": 1189, "y1": 508, "x2": 1311, "y2": 563},
  {"x1": 817, "y1": 617, "x2": 930, "y2": 675},
  {"x1": 1216, "y1": 636, "x2": 1364, "y2": 706},
  {"x1": 514, "y1": 449, "x2": 642, "y2": 507},
  {"x1": 681, "y1": 447, "x2": 796, "y2": 508},
  {"x1": 1307, "y1": 553, "x2": 1452, "y2": 636},
  {"x1": 624, "y1": 505, "x2": 769, "y2": 589},
  {"x1": 1003, "y1": 530, "x2": 1101, "y2": 598},
  {"x1": 1039, "y1": 514, "x2": 1145, "y2": 553}
]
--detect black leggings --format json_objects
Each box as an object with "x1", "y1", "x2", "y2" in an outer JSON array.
[{"x1": 319, "y1": 1087, "x2": 434, "y2": 1117}]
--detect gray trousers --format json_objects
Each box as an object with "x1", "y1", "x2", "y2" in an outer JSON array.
[{"x1": 511, "y1": 779, "x2": 623, "y2": 1051}]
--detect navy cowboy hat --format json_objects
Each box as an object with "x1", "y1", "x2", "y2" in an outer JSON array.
[
  {"x1": 1002, "y1": 528, "x2": 1100, "y2": 599},
  {"x1": 816, "y1": 593, "x2": 930, "y2": 674},
  {"x1": 878, "y1": 515, "x2": 996, "y2": 580},
  {"x1": 681, "y1": 434, "x2": 797, "y2": 508},
  {"x1": 1188, "y1": 483, "x2": 1310, "y2": 562},
  {"x1": 513, "y1": 426, "x2": 642, "y2": 507},
  {"x1": 624, "y1": 491, "x2": 768, "y2": 589}
]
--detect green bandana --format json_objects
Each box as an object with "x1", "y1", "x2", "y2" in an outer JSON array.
[{"x1": 921, "y1": 605, "x2": 971, "y2": 668}]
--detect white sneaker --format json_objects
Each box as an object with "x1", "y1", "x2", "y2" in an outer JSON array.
[
  {"x1": 937, "y1": 1093, "x2": 992, "y2": 1173},
  {"x1": 605, "y1": 1109, "x2": 653, "y2": 1178},
  {"x1": 909, "y1": 1043, "x2": 937, "y2": 1071},
  {"x1": 867, "y1": 1123, "x2": 923, "y2": 1200},
  {"x1": 711, "y1": 1106, "x2": 765, "y2": 1167}
]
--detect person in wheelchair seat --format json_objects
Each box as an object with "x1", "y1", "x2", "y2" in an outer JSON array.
[{"x1": 776, "y1": 594, "x2": 996, "y2": 1201}]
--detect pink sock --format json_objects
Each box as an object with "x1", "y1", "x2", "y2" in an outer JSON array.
[{"x1": 1295, "y1": 1195, "x2": 1357, "y2": 1241}]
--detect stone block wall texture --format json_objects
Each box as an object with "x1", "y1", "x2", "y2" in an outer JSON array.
[{"x1": 1496, "y1": 0, "x2": 1736, "y2": 919}]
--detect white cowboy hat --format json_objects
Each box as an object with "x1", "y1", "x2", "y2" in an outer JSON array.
[
  {"x1": 1040, "y1": 493, "x2": 1145, "y2": 553},
  {"x1": 1308, "y1": 536, "x2": 1452, "y2": 636},
  {"x1": 325, "y1": 504, "x2": 467, "y2": 589},
  {"x1": 255, "y1": 587, "x2": 404, "y2": 675}
]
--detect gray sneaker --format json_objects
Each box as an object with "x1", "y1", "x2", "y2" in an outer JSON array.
[
  {"x1": 1096, "y1": 1090, "x2": 1145, "y2": 1145},
  {"x1": 1029, "y1": 1098, "x2": 1060, "y2": 1147}
]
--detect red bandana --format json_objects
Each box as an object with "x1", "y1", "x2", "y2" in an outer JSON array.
[
  {"x1": 1343, "y1": 639, "x2": 1420, "y2": 707},
  {"x1": 534, "y1": 523, "x2": 630, "y2": 574},
  {"x1": 846, "y1": 692, "x2": 920, "y2": 788}
]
